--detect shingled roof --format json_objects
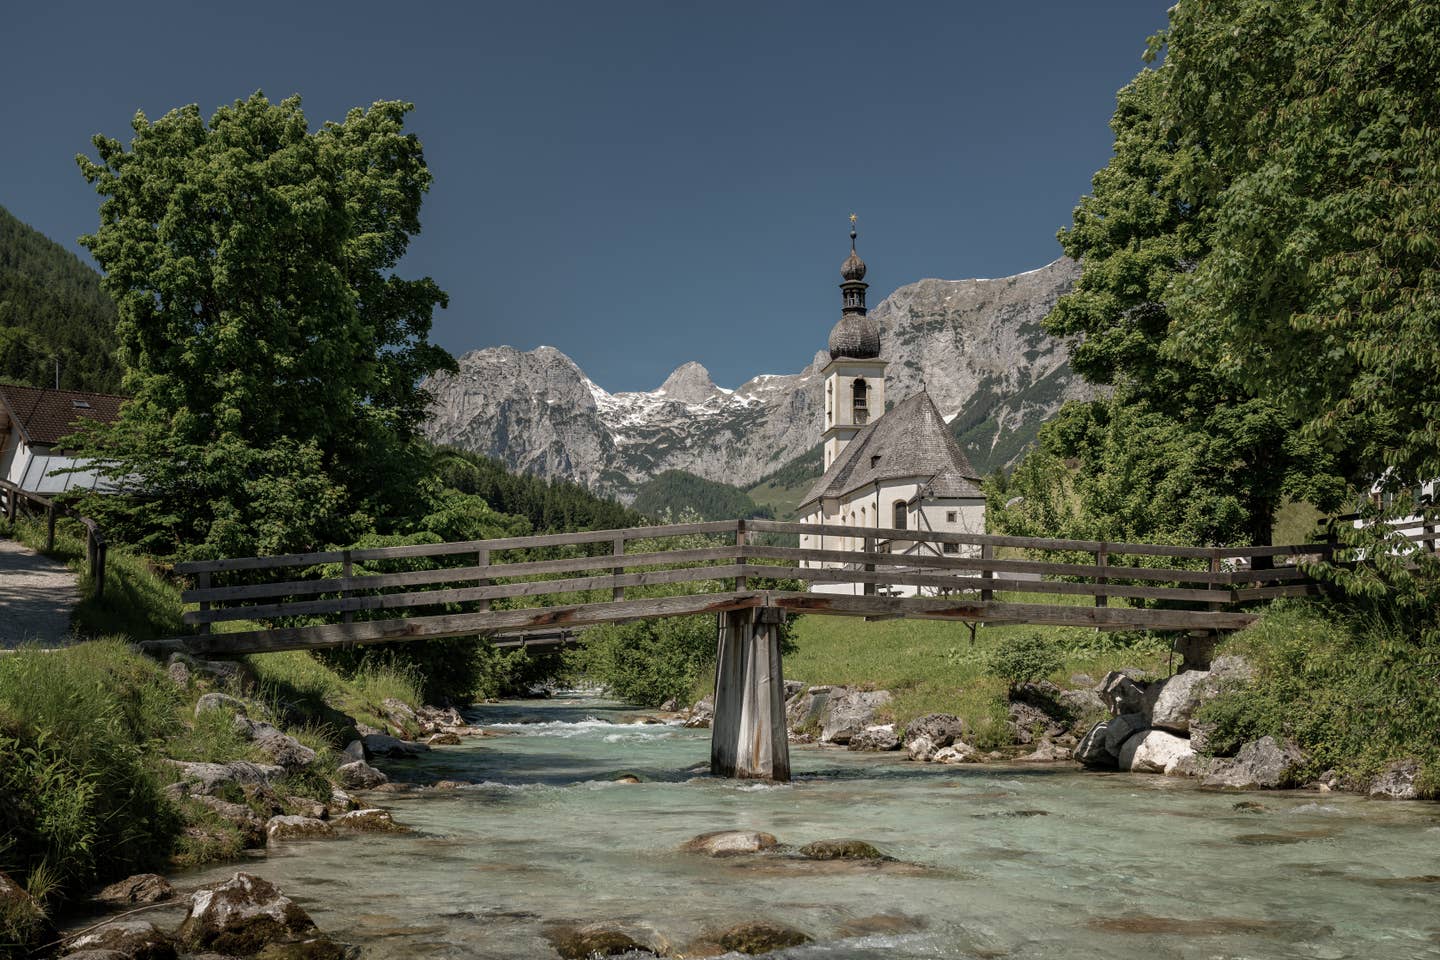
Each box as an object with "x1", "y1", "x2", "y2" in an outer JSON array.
[
  {"x1": 0, "y1": 385, "x2": 127, "y2": 446},
  {"x1": 801, "y1": 391, "x2": 983, "y2": 507}
]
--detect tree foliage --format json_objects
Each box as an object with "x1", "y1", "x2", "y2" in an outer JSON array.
[
  {"x1": 70, "y1": 93, "x2": 454, "y2": 558},
  {"x1": 632, "y1": 469, "x2": 773, "y2": 522}
]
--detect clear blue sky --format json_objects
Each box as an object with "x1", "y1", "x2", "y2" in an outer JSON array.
[{"x1": 3, "y1": 1, "x2": 1168, "y2": 392}]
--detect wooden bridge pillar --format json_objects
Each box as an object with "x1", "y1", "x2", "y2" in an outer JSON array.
[{"x1": 710, "y1": 606, "x2": 790, "y2": 782}]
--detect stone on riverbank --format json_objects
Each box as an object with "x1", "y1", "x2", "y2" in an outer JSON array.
[
  {"x1": 235, "y1": 718, "x2": 317, "y2": 772},
  {"x1": 1074, "y1": 721, "x2": 1117, "y2": 768},
  {"x1": 820, "y1": 689, "x2": 893, "y2": 744},
  {"x1": 683, "y1": 694, "x2": 714, "y2": 728},
  {"x1": 63, "y1": 919, "x2": 176, "y2": 959},
  {"x1": 1097, "y1": 671, "x2": 1148, "y2": 715},
  {"x1": 847, "y1": 724, "x2": 900, "y2": 751},
  {"x1": 178, "y1": 872, "x2": 317, "y2": 955},
  {"x1": 933, "y1": 742, "x2": 981, "y2": 764},
  {"x1": 1200, "y1": 736, "x2": 1306, "y2": 790},
  {"x1": 1118, "y1": 729, "x2": 1194, "y2": 775},
  {"x1": 167, "y1": 652, "x2": 255, "y2": 692},
  {"x1": 1103, "y1": 714, "x2": 1149, "y2": 756},
  {"x1": 195, "y1": 692, "x2": 248, "y2": 718},
  {"x1": 252, "y1": 938, "x2": 360, "y2": 959},
  {"x1": 360, "y1": 733, "x2": 428, "y2": 759},
  {"x1": 902, "y1": 713, "x2": 965, "y2": 748},
  {"x1": 266, "y1": 816, "x2": 334, "y2": 843},
  {"x1": 334, "y1": 809, "x2": 406, "y2": 833},
  {"x1": 95, "y1": 873, "x2": 174, "y2": 905},
  {"x1": 1019, "y1": 739, "x2": 1073, "y2": 762},
  {"x1": 905, "y1": 734, "x2": 938, "y2": 762},
  {"x1": 798, "y1": 839, "x2": 891, "y2": 861},
  {"x1": 335, "y1": 760, "x2": 388, "y2": 789},
  {"x1": 681, "y1": 830, "x2": 779, "y2": 857},
  {"x1": 164, "y1": 760, "x2": 287, "y2": 797},
  {"x1": 1368, "y1": 759, "x2": 1421, "y2": 800}
]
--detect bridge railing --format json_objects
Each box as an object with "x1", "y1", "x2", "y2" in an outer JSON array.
[
  {"x1": 170, "y1": 519, "x2": 1335, "y2": 650},
  {"x1": 1, "y1": 478, "x2": 108, "y2": 598}
]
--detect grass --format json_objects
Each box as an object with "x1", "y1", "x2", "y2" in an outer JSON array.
[
  {"x1": 243, "y1": 649, "x2": 425, "y2": 737},
  {"x1": 783, "y1": 595, "x2": 1172, "y2": 744}
]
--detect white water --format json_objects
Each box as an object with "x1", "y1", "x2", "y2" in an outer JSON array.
[{"x1": 176, "y1": 696, "x2": 1440, "y2": 958}]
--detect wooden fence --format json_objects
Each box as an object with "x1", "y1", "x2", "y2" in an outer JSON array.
[
  {"x1": 167, "y1": 519, "x2": 1333, "y2": 656},
  {"x1": 0, "y1": 479, "x2": 107, "y2": 597}
]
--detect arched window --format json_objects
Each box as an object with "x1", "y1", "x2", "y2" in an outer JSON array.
[
  {"x1": 826, "y1": 381, "x2": 833, "y2": 425},
  {"x1": 892, "y1": 500, "x2": 907, "y2": 530},
  {"x1": 852, "y1": 378, "x2": 868, "y2": 424}
]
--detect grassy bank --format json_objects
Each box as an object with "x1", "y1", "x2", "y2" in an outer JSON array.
[{"x1": 783, "y1": 600, "x2": 1171, "y2": 747}]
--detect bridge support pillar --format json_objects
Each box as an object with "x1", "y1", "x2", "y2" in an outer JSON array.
[{"x1": 710, "y1": 607, "x2": 790, "y2": 782}]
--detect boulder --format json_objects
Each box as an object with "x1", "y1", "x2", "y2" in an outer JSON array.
[
  {"x1": 1019, "y1": 739, "x2": 1073, "y2": 763},
  {"x1": 1103, "y1": 714, "x2": 1149, "y2": 757},
  {"x1": 381, "y1": 698, "x2": 419, "y2": 736},
  {"x1": 164, "y1": 760, "x2": 286, "y2": 797},
  {"x1": 234, "y1": 718, "x2": 317, "y2": 771},
  {"x1": 1097, "y1": 671, "x2": 1147, "y2": 715},
  {"x1": 1074, "y1": 721, "x2": 1118, "y2": 769},
  {"x1": 1007, "y1": 700, "x2": 1065, "y2": 744},
  {"x1": 1146, "y1": 670, "x2": 1215, "y2": 733},
  {"x1": 902, "y1": 713, "x2": 965, "y2": 748},
  {"x1": 167, "y1": 652, "x2": 255, "y2": 691},
  {"x1": 847, "y1": 724, "x2": 900, "y2": 751},
  {"x1": 820, "y1": 689, "x2": 893, "y2": 744},
  {"x1": 547, "y1": 923, "x2": 659, "y2": 959},
  {"x1": 1118, "y1": 729, "x2": 1195, "y2": 775},
  {"x1": 784, "y1": 685, "x2": 830, "y2": 733},
  {"x1": 335, "y1": 761, "x2": 388, "y2": 790},
  {"x1": 680, "y1": 830, "x2": 779, "y2": 857},
  {"x1": 415, "y1": 704, "x2": 464, "y2": 732},
  {"x1": 190, "y1": 796, "x2": 267, "y2": 848},
  {"x1": 782, "y1": 679, "x2": 805, "y2": 699},
  {"x1": 178, "y1": 873, "x2": 317, "y2": 955},
  {"x1": 252, "y1": 937, "x2": 359, "y2": 959},
  {"x1": 340, "y1": 740, "x2": 365, "y2": 764},
  {"x1": 716, "y1": 921, "x2": 812, "y2": 955},
  {"x1": 1200, "y1": 736, "x2": 1306, "y2": 790},
  {"x1": 905, "y1": 734, "x2": 937, "y2": 762},
  {"x1": 334, "y1": 809, "x2": 406, "y2": 833},
  {"x1": 1058, "y1": 687, "x2": 1108, "y2": 719},
  {"x1": 1369, "y1": 759, "x2": 1422, "y2": 800},
  {"x1": 95, "y1": 873, "x2": 174, "y2": 905},
  {"x1": 684, "y1": 694, "x2": 714, "y2": 729},
  {"x1": 284, "y1": 796, "x2": 327, "y2": 820},
  {"x1": 265, "y1": 816, "x2": 333, "y2": 843},
  {"x1": 327, "y1": 788, "x2": 356, "y2": 815},
  {"x1": 195, "y1": 692, "x2": 249, "y2": 718},
  {"x1": 426, "y1": 731, "x2": 462, "y2": 746},
  {"x1": 360, "y1": 733, "x2": 428, "y2": 759},
  {"x1": 63, "y1": 920, "x2": 176, "y2": 960},
  {"x1": 933, "y1": 742, "x2": 981, "y2": 764},
  {"x1": 798, "y1": 839, "x2": 890, "y2": 861}
]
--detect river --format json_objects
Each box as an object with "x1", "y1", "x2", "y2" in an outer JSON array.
[{"x1": 179, "y1": 694, "x2": 1440, "y2": 959}]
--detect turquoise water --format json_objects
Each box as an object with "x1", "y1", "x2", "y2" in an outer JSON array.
[{"x1": 179, "y1": 695, "x2": 1440, "y2": 959}]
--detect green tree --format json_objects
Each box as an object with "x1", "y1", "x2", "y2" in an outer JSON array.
[{"x1": 71, "y1": 93, "x2": 454, "y2": 558}]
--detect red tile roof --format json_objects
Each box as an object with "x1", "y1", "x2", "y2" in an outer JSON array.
[{"x1": 0, "y1": 384, "x2": 127, "y2": 447}]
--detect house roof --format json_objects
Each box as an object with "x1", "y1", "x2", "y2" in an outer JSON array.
[
  {"x1": 0, "y1": 384, "x2": 127, "y2": 446},
  {"x1": 802, "y1": 391, "x2": 983, "y2": 507}
]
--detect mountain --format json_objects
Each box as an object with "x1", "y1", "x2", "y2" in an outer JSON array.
[
  {"x1": 632, "y1": 469, "x2": 772, "y2": 522},
  {"x1": 423, "y1": 257, "x2": 1094, "y2": 505},
  {"x1": 0, "y1": 204, "x2": 122, "y2": 392}
]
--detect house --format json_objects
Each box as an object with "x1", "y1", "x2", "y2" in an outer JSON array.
[
  {"x1": 797, "y1": 224, "x2": 987, "y2": 596},
  {"x1": 0, "y1": 384, "x2": 126, "y2": 494}
]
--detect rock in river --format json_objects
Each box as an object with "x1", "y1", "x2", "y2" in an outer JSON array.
[
  {"x1": 95, "y1": 873, "x2": 174, "y2": 905},
  {"x1": 847, "y1": 724, "x2": 900, "y2": 751},
  {"x1": 716, "y1": 921, "x2": 812, "y2": 955},
  {"x1": 820, "y1": 689, "x2": 893, "y2": 744},
  {"x1": 903, "y1": 713, "x2": 965, "y2": 748},
  {"x1": 1118, "y1": 729, "x2": 1194, "y2": 775},
  {"x1": 1369, "y1": 759, "x2": 1421, "y2": 800},
  {"x1": 266, "y1": 816, "x2": 334, "y2": 844},
  {"x1": 178, "y1": 872, "x2": 318, "y2": 955},
  {"x1": 63, "y1": 919, "x2": 176, "y2": 960},
  {"x1": 335, "y1": 760, "x2": 388, "y2": 790},
  {"x1": 546, "y1": 922, "x2": 660, "y2": 959},
  {"x1": 334, "y1": 809, "x2": 407, "y2": 833},
  {"x1": 1201, "y1": 735, "x2": 1306, "y2": 790},
  {"x1": 798, "y1": 839, "x2": 891, "y2": 861},
  {"x1": 681, "y1": 830, "x2": 779, "y2": 857}
]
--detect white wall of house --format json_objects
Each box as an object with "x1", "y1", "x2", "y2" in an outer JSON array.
[{"x1": 1, "y1": 437, "x2": 109, "y2": 494}]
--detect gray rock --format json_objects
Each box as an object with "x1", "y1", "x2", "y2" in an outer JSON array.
[
  {"x1": 683, "y1": 694, "x2": 714, "y2": 729},
  {"x1": 1103, "y1": 714, "x2": 1149, "y2": 757},
  {"x1": 1097, "y1": 671, "x2": 1147, "y2": 715},
  {"x1": 340, "y1": 739, "x2": 365, "y2": 764},
  {"x1": 905, "y1": 734, "x2": 938, "y2": 762},
  {"x1": 381, "y1": 697, "x2": 418, "y2": 735},
  {"x1": 847, "y1": 724, "x2": 900, "y2": 752},
  {"x1": 1058, "y1": 687, "x2": 1107, "y2": 719},
  {"x1": 1200, "y1": 736, "x2": 1306, "y2": 790},
  {"x1": 163, "y1": 760, "x2": 286, "y2": 797},
  {"x1": 334, "y1": 808, "x2": 406, "y2": 832},
  {"x1": 63, "y1": 920, "x2": 176, "y2": 959},
  {"x1": 1019, "y1": 739, "x2": 1072, "y2": 762},
  {"x1": 178, "y1": 872, "x2": 317, "y2": 954},
  {"x1": 547, "y1": 922, "x2": 661, "y2": 960},
  {"x1": 933, "y1": 742, "x2": 981, "y2": 763},
  {"x1": 234, "y1": 718, "x2": 317, "y2": 771},
  {"x1": 1074, "y1": 720, "x2": 1117, "y2": 768},
  {"x1": 820, "y1": 689, "x2": 893, "y2": 744},
  {"x1": 1118, "y1": 729, "x2": 1195, "y2": 775},
  {"x1": 902, "y1": 713, "x2": 965, "y2": 748},
  {"x1": 285, "y1": 796, "x2": 327, "y2": 820},
  {"x1": 715, "y1": 921, "x2": 812, "y2": 955},
  {"x1": 421, "y1": 259, "x2": 1090, "y2": 500},
  {"x1": 194, "y1": 692, "x2": 248, "y2": 718},
  {"x1": 335, "y1": 760, "x2": 388, "y2": 790},
  {"x1": 360, "y1": 733, "x2": 429, "y2": 759},
  {"x1": 681, "y1": 830, "x2": 779, "y2": 857},
  {"x1": 266, "y1": 815, "x2": 334, "y2": 843},
  {"x1": 166, "y1": 652, "x2": 254, "y2": 691},
  {"x1": 95, "y1": 873, "x2": 174, "y2": 905},
  {"x1": 190, "y1": 796, "x2": 266, "y2": 848},
  {"x1": 1146, "y1": 670, "x2": 1214, "y2": 733},
  {"x1": 1007, "y1": 699, "x2": 1064, "y2": 744},
  {"x1": 782, "y1": 679, "x2": 805, "y2": 699},
  {"x1": 1369, "y1": 759, "x2": 1421, "y2": 800},
  {"x1": 798, "y1": 839, "x2": 890, "y2": 861}
]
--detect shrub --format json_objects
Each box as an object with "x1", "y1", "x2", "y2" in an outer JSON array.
[{"x1": 986, "y1": 633, "x2": 1063, "y2": 691}]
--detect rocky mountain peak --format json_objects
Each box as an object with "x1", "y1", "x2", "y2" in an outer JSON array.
[{"x1": 656, "y1": 361, "x2": 721, "y2": 404}]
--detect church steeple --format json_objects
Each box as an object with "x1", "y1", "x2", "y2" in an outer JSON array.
[
  {"x1": 828, "y1": 215, "x2": 881, "y2": 360},
  {"x1": 821, "y1": 215, "x2": 887, "y2": 471},
  {"x1": 840, "y1": 215, "x2": 868, "y2": 310}
]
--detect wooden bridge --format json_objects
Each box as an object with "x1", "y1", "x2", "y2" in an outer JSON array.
[{"x1": 165, "y1": 518, "x2": 1333, "y2": 782}]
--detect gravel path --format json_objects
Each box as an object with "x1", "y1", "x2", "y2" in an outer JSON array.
[{"x1": 0, "y1": 536, "x2": 78, "y2": 648}]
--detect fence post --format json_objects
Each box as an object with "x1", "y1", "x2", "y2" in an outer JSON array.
[
  {"x1": 612, "y1": 535, "x2": 626, "y2": 601},
  {"x1": 980, "y1": 543, "x2": 994, "y2": 602},
  {"x1": 735, "y1": 519, "x2": 748, "y2": 592},
  {"x1": 5, "y1": 488, "x2": 14, "y2": 523},
  {"x1": 863, "y1": 533, "x2": 876, "y2": 597},
  {"x1": 95, "y1": 541, "x2": 106, "y2": 599},
  {"x1": 1095, "y1": 542, "x2": 1108, "y2": 608},
  {"x1": 45, "y1": 503, "x2": 56, "y2": 552},
  {"x1": 341, "y1": 549, "x2": 354, "y2": 625},
  {"x1": 477, "y1": 546, "x2": 491, "y2": 612},
  {"x1": 197, "y1": 570, "x2": 211, "y2": 635},
  {"x1": 1209, "y1": 549, "x2": 1225, "y2": 610}
]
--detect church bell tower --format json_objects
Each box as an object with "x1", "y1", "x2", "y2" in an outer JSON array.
[{"x1": 821, "y1": 217, "x2": 886, "y2": 471}]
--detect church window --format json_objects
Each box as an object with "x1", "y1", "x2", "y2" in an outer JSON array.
[
  {"x1": 852, "y1": 378, "x2": 868, "y2": 425},
  {"x1": 943, "y1": 542, "x2": 959, "y2": 555},
  {"x1": 892, "y1": 500, "x2": 907, "y2": 530},
  {"x1": 946, "y1": 510, "x2": 958, "y2": 523}
]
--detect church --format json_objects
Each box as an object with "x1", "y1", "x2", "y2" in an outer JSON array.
[{"x1": 797, "y1": 223, "x2": 987, "y2": 596}]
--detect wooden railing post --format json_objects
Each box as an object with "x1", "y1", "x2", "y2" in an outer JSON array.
[
  {"x1": 980, "y1": 543, "x2": 994, "y2": 601},
  {"x1": 5, "y1": 488, "x2": 15, "y2": 523},
  {"x1": 341, "y1": 549, "x2": 354, "y2": 625},
  {"x1": 612, "y1": 535, "x2": 626, "y2": 601},
  {"x1": 45, "y1": 503, "x2": 56, "y2": 552},
  {"x1": 735, "y1": 519, "x2": 748, "y2": 592},
  {"x1": 477, "y1": 547, "x2": 491, "y2": 611},
  {"x1": 1209, "y1": 549, "x2": 1224, "y2": 610},
  {"x1": 197, "y1": 570, "x2": 211, "y2": 635},
  {"x1": 94, "y1": 541, "x2": 106, "y2": 599},
  {"x1": 863, "y1": 534, "x2": 876, "y2": 596},
  {"x1": 1095, "y1": 542, "x2": 1108, "y2": 608}
]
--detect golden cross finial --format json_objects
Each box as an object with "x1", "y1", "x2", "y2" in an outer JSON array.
[{"x1": 849, "y1": 213, "x2": 857, "y2": 225}]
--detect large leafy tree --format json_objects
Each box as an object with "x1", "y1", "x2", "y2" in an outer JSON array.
[{"x1": 72, "y1": 93, "x2": 455, "y2": 557}]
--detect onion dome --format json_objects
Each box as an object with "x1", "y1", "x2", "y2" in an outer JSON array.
[
  {"x1": 841, "y1": 228, "x2": 867, "y2": 281},
  {"x1": 828, "y1": 312, "x2": 881, "y2": 360}
]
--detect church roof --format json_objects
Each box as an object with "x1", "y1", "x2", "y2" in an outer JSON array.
[{"x1": 801, "y1": 392, "x2": 983, "y2": 507}]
